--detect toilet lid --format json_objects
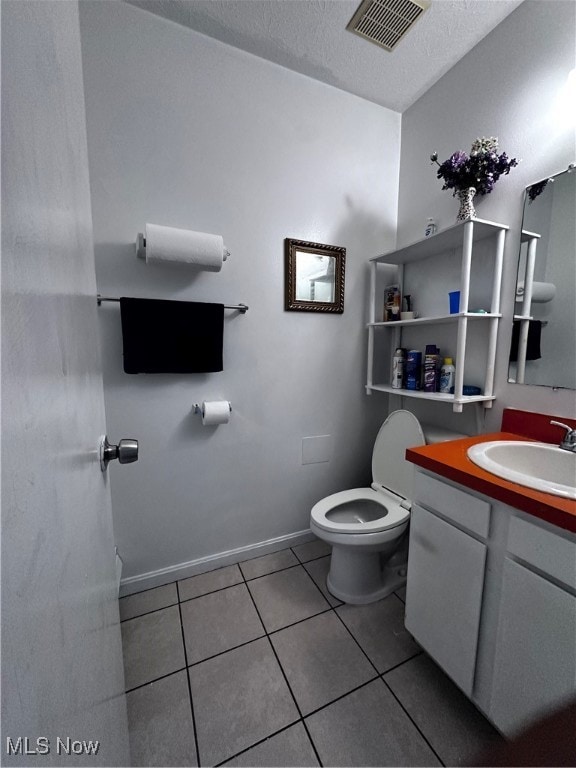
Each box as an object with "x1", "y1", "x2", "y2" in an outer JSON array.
[{"x1": 372, "y1": 410, "x2": 425, "y2": 500}]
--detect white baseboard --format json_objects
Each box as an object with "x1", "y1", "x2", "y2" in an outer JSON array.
[{"x1": 119, "y1": 528, "x2": 316, "y2": 597}]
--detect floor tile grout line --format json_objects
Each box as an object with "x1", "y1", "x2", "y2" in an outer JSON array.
[
  {"x1": 330, "y1": 606, "x2": 382, "y2": 677},
  {"x1": 267, "y1": 606, "x2": 334, "y2": 637},
  {"x1": 211, "y1": 671, "x2": 403, "y2": 767},
  {"x1": 330, "y1": 599, "x2": 445, "y2": 764},
  {"x1": 179, "y1": 579, "x2": 247, "y2": 606},
  {"x1": 290, "y1": 545, "x2": 332, "y2": 567},
  {"x1": 243, "y1": 577, "x2": 324, "y2": 768},
  {"x1": 120, "y1": 580, "x2": 179, "y2": 599},
  {"x1": 121, "y1": 566, "x2": 325, "y2": 619},
  {"x1": 392, "y1": 589, "x2": 406, "y2": 605},
  {"x1": 302, "y1": 673, "x2": 381, "y2": 720},
  {"x1": 264, "y1": 636, "x2": 324, "y2": 768},
  {"x1": 186, "y1": 633, "x2": 267, "y2": 669},
  {"x1": 125, "y1": 545, "x2": 439, "y2": 766},
  {"x1": 298, "y1": 558, "x2": 339, "y2": 609},
  {"x1": 241, "y1": 561, "x2": 303, "y2": 583},
  {"x1": 176, "y1": 581, "x2": 201, "y2": 768},
  {"x1": 380, "y1": 649, "x2": 424, "y2": 677},
  {"x1": 211, "y1": 717, "x2": 304, "y2": 768},
  {"x1": 125, "y1": 666, "x2": 188, "y2": 695},
  {"x1": 381, "y1": 675, "x2": 446, "y2": 767},
  {"x1": 120, "y1": 600, "x2": 180, "y2": 623},
  {"x1": 296, "y1": 716, "x2": 323, "y2": 768},
  {"x1": 120, "y1": 545, "x2": 330, "y2": 606}
]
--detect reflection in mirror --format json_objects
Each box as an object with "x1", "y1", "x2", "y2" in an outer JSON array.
[
  {"x1": 295, "y1": 252, "x2": 336, "y2": 302},
  {"x1": 285, "y1": 239, "x2": 345, "y2": 313},
  {"x1": 508, "y1": 164, "x2": 576, "y2": 389}
]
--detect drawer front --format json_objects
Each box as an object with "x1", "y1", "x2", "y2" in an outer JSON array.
[
  {"x1": 414, "y1": 471, "x2": 491, "y2": 538},
  {"x1": 507, "y1": 514, "x2": 576, "y2": 591}
]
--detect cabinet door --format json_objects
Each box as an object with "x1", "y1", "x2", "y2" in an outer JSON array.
[
  {"x1": 405, "y1": 504, "x2": 487, "y2": 696},
  {"x1": 489, "y1": 558, "x2": 576, "y2": 736}
]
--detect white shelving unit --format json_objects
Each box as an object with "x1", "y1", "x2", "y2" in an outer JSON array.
[
  {"x1": 512, "y1": 229, "x2": 541, "y2": 384},
  {"x1": 366, "y1": 218, "x2": 508, "y2": 413}
]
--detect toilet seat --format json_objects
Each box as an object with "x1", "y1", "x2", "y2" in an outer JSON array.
[{"x1": 311, "y1": 487, "x2": 409, "y2": 534}]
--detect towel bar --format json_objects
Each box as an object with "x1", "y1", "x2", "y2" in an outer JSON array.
[{"x1": 97, "y1": 295, "x2": 248, "y2": 313}]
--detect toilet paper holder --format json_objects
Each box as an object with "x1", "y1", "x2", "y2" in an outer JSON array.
[{"x1": 193, "y1": 402, "x2": 232, "y2": 415}]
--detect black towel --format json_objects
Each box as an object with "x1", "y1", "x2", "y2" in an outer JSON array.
[
  {"x1": 509, "y1": 319, "x2": 542, "y2": 362},
  {"x1": 120, "y1": 298, "x2": 224, "y2": 373}
]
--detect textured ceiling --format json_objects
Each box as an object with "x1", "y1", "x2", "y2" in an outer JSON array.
[{"x1": 124, "y1": 0, "x2": 524, "y2": 112}]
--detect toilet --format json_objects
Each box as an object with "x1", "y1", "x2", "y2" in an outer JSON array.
[{"x1": 311, "y1": 410, "x2": 444, "y2": 605}]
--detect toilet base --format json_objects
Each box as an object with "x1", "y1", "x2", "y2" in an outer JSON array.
[{"x1": 326, "y1": 541, "x2": 408, "y2": 605}]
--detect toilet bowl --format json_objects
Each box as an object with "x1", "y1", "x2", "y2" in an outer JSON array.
[{"x1": 310, "y1": 410, "x2": 425, "y2": 605}]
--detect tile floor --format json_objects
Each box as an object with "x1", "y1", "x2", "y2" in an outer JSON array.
[{"x1": 120, "y1": 539, "x2": 503, "y2": 767}]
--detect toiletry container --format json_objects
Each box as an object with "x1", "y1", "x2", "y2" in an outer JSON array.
[
  {"x1": 391, "y1": 348, "x2": 406, "y2": 389},
  {"x1": 425, "y1": 218, "x2": 437, "y2": 237},
  {"x1": 439, "y1": 358, "x2": 455, "y2": 394},
  {"x1": 423, "y1": 345, "x2": 440, "y2": 392},
  {"x1": 406, "y1": 350, "x2": 422, "y2": 391}
]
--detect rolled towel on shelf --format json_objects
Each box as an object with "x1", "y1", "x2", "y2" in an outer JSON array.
[
  {"x1": 136, "y1": 223, "x2": 229, "y2": 271},
  {"x1": 515, "y1": 281, "x2": 556, "y2": 303}
]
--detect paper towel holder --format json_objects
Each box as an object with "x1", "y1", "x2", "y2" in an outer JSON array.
[
  {"x1": 136, "y1": 233, "x2": 230, "y2": 262},
  {"x1": 193, "y1": 402, "x2": 232, "y2": 416}
]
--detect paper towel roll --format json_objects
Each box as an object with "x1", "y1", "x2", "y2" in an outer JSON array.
[
  {"x1": 145, "y1": 223, "x2": 227, "y2": 271},
  {"x1": 201, "y1": 400, "x2": 231, "y2": 426},
  {"x1": 515, "y1": 281, "x2": 556, "y2": 303}
]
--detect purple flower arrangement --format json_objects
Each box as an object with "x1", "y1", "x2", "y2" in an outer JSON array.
[
  {"x1": 430, "y1": 137, "x2": 518, "y2": 196},
  {"x1": 527, "y1": 178, "x2": 550, "y2": 203}
]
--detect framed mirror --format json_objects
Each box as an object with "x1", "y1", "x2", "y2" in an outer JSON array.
[
  {"x1": 508, "y1": 163, "x2": 575, "y2": 389},
  {"x1": 285, "y1": 238, "x2": 346, "y2": 313}
]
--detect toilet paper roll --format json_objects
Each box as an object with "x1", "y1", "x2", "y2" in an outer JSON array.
[
  {"x1": 145, "y1": 223, "x2": 227, "y2": 271},
  {"x1": 515, "y1": 281, "x2": 556, "y2": 303},
  {"x1": 201, "y1": 400, "x2": 231, "y2": 426}
]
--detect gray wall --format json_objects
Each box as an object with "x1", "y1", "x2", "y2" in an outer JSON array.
[
  {"x1": 79, "y1": 1, "x2": 401, "y2": 585},
  {"x1": 397, "y1": 0, "x2": 576, "y2": 434}
]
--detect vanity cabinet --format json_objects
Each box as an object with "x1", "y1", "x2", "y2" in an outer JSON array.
[
  {"x1": 489, "y1": 558, "x2": 576, "y2": 734},
  {"x1": 405, "y1": 469, "x2": 576, "y2": 737},
  {"x1": 405, "y1": 504, "x2": 487, "y2": 696},
  {"x1": 366, "y1": 218, "x2": 508, "y2": 412}
]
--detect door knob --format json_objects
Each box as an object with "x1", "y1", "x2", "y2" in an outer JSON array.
[{"x1": 100, "y1": 435, "x2": 139, "y2": 472}]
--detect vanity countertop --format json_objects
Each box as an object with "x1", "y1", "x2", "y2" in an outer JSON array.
[{"x1": 406, "y1": 431, "x2": 576, "y2": 533}]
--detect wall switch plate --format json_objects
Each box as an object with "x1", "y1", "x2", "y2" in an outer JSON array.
[{"x1": 302, "y1": 435, "x2": 333, "y2": 465}]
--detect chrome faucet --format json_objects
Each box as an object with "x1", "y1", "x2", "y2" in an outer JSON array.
[{"x1": 550, "y1": 421, "x2": 576, "y2": 453}]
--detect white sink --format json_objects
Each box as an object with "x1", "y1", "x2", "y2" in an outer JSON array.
[{"x1": 467, "y1": 441, "x2": 576, "y2": 500}]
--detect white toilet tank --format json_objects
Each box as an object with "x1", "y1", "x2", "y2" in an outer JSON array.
[
  {"x1": 371, "y1": 411, "x2": 468, "y2": 500},
  {"x1": 422, "y1": 423, "x2": 468, "y2": 445}
]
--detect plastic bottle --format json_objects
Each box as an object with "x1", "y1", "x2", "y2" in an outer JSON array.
[
  {"x1": 423, "y1": 345, "x2": 440, "y2": 392},
  {"x1": 391, "y1": 348, "x2": 406, "y2": 389},
  {"x1": 425, "y1": 218, "x2": 437, "y2": 237},
  {"x1": 406, "y1": 350, "x2": 422, "y2": 391},
  {"x1": 439, "y1": 357, "x2": 456, "y2": 394}
]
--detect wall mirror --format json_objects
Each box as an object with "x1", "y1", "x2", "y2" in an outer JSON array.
[
  {"x1": 508, "y1": 164, "x2": 575, "y2": 389},
  {"x1": 285, "y1": 238, "x2": 346, "y2": 313}
]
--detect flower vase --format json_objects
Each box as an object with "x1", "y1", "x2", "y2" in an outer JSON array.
[{"x1": 456, "y1": 187, "x2": 477, "y2": 222}]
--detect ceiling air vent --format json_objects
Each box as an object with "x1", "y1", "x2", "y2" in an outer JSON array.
[{"x1": 347, "y1": 0, "x2": 430, "y2": 52}]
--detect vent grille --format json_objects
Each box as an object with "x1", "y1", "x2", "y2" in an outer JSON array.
[{"x1": 347, "y1": 0, "x2": 430, "y2": 52}]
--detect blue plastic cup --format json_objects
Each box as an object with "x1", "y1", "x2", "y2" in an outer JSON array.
[{"x1": 449, "y1": 291, "x2": 461, "y2": 314}]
